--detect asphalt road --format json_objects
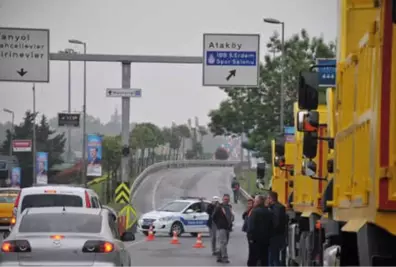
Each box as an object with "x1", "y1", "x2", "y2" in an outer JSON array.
[{"x1": 126, "y1": 167, "x2": 249, "y2": 266}]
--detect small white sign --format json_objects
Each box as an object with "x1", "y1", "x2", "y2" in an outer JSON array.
[
  {"x1": 202, "y1": 33, "x2": 260, "y2": 87},
  {"x1": 106, "y1": 88, "x2": 142, "y2": 98},
  {"x1": 0, "y1": 27, "x2": 50, "y2": 83}
]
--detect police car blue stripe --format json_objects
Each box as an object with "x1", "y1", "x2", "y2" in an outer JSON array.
[{"x1": 179, "y1": 217, "x2": 207, "y2": 226}]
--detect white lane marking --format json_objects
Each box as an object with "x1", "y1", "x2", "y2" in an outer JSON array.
[{"x1": 152, "y1": 175, "x2": 166, "y2": 210}]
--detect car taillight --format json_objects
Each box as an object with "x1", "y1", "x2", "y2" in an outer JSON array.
[
  {"x1": 1, "y1": 240, "x2": 31, "y2": 253},
  {"x1": 14, "y1": 192, "x2": 21, "y2": 209},
  {"x1": 82, "y1": 240, "x2": 114, "y2": 253},
  {"x1": 10, "y1": 217, "x2": 16, "y2": 225},
  {"x1": 84, "y1": 191, "x2": 91, "y2": 208}
]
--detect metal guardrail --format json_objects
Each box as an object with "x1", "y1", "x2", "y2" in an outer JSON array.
[{"x1": 130, "y1": 160, "x2": 245, "y2": 201}]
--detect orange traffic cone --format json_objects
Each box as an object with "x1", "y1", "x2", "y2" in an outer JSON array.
[
  {"x1": 170, "y1": 231, "x2": 180, "y2": 245},
  {"x1": 146, "y1": 225, "x2": 155, "y2": 241},
  {"x1": 193, "y1": 233, "x2": 205, "y2": 248}
]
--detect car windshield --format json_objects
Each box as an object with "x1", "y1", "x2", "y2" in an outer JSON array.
[
  {"x1": 157, "y1": 201, "x2": 188, "y2": 212},
  {"x1": 19, "y1": 213, "x2": 102, "y2": 233},
  {"x1": 21, "y1": 194, "x2": 83, "y2": 212}
]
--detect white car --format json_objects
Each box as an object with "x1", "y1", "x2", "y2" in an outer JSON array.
[
  {"x1": 11, "y1": 184, "x2": 102, "y2": 229},
  {"x1": 137, "y1": 197, "x2": 211, "y2": 237}
]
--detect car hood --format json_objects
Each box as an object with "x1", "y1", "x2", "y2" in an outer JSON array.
[{"x1": 141, "y1": 211, "x2": 178, "y2": 219}]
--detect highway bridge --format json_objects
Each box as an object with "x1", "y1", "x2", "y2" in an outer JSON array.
[{"x1": 126, "y1": 166, "x2": 248, "y2": 266}]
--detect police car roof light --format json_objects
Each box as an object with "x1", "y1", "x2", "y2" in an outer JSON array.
[{"x1": 180, "y1": 196, "x2": 206, "y2": 200}]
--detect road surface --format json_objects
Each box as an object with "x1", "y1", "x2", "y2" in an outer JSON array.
[{"x1": 126, "y1": 167, "x2": 248, "y2": 266}]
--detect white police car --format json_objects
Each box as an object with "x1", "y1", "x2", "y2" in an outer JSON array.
[{"x1": 137, "y1": 197, "x2": 211, "y2": 237}]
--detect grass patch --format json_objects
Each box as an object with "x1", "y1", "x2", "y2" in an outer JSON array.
[{"x1": 236, "y1": 169, "x2": 270, "y2": 196}]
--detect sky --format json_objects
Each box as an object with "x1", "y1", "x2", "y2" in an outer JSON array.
[{"x1": 0, "y1": 0, "x2": 337, "y2": 127}]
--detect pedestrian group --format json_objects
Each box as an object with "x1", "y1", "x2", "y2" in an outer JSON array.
[{"x1": 206, "y1": 191, "x2": 286, "y2": 266}]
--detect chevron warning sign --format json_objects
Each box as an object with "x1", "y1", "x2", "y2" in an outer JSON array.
[
  {"x1": 119, "y1": 204, "x2": 137, "y2": 230},
  {"x1": 115, "y1": 182, "x2": 130, "y2": 204}
]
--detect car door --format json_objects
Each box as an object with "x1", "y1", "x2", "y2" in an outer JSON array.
[
  {"x1": 182, "y1": 202, "x2": 206, "y2": 233},
  {"x1": 107, "y1": 214, "x2": 127, "y2": 266},
  {"x1": 194, "y1": 201, "x2": 210, "y2": 233}
]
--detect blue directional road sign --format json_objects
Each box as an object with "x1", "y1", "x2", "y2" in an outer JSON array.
[{"x1": 317, "y1": 58, "x2": 336, "y2": 88}]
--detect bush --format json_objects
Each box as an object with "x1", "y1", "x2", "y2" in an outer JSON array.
[{"x1": 215, "y1": 147, "x2": 229, "y2": 160}]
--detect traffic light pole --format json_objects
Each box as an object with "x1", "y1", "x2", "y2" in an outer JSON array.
[{"x1": 121, "y1": 63, "x2": 131, "y2": 183}]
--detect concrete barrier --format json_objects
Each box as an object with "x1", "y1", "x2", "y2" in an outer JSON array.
[{"x1": 130, "y1": 160, "x2": 251, "y2": 201}]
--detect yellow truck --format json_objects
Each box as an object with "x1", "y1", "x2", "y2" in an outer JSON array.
[
  {"x1": 0, "y1": 188, "x2": 19, "y2": 238},
  {"x1": 271, "y1": 129, "x2": 295, "y2": 208},
  {"x1": 293, "y1": 0, "x2": 396, "y2": 265}
]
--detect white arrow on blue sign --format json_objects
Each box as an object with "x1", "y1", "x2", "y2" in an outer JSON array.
[{"x1": 317, "y1": 58, "x2": 336, "y2": 88}]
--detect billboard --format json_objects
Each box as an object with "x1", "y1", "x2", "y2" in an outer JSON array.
[
  {"x1": 86, "y1": 134, "x2": 102, "y2": 177},
  {"x1": 36, "y1": 152, "x2": 48, "y2": 184},
  {"x1": 11, "y1": 167, "x2": 21, "y2": 187}
]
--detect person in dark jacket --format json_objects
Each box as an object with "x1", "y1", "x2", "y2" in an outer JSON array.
[
  {"x1": 231, "y1": 177, "x2": 240, "y2": 203},
  {"x1": 212, "y1": 193, "x2": 234, "y2": 263},
  {"x1": 242, "y1": 198, "x2": 254, "y2": 233},
  {"x1": 247, "y1": 195, "x2": 274, "y2": 266},
  {"x1": 206, "y1": 196, "x2": 220, "y2": 255},
  {"x1": 268, "y1": 191, "x2": 287, "y2": 266}
]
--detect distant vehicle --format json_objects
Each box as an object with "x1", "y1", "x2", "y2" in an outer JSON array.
[
  {"x1": 11, "y1": 185, "x2": 102, "y2": 228},
  {"x1": 0, "y1": 207, "x2": 135, "y2": 266},
  {"x1": 137, "y1": 196, "x2": 210, "y2": 237},
  {"x1": 0, "y1": 188, "x2": 20, "y2": 238}
]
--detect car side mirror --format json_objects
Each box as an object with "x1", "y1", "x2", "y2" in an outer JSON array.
[
  {"x1": 121, "y1": 231, "x2": 135, "y2": 242},
  {"x1": 185, "y1": 209, "x2": 194, "y2": 214},
  {"x1": 298, "y1": 71, "x2": 319, "y2": 110},
  {"x1": 297, "y1": 111, "x2": 319, "y2": 132},
  {"x1": 303, "y1": 132, "x2": 318, "y2": 159}
]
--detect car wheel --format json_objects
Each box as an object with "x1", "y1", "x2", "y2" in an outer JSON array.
[
  {"x1": 190, "y1": 233, "x2": 198, "y2": 237},
  {"x1": 170, "y1": 222, "x2": 184, "y2": 237}
]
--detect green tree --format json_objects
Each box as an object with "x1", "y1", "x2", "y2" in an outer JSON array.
[
  {"x1": 1, "y1": 111, "x2": 66, "y2": 186},
  {"x1": 208, "y1": 29, "x2": 336, "y2": 162},
  {"x1": 102, "y1": 135, "x2": 122, "y2": 176}
]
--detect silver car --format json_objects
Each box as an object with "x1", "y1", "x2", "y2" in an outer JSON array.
[{"x1": 0, "y1": 207, "x2": 135, "y2": 266}]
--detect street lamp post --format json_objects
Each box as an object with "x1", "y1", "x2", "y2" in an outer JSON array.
[
  {"x1": 59, "y1": 48, "x2": 77, "y2": 163},
  {"x1": 263, "y1": 17, "x2": 285, "y2": 133},
  {"x1": 3, "y1": 108, "x2": 14, "y2": 157},
  {"x1": 68, "y1": 39, "x2": 87, "y2": 185},
  {"x1": 32, "y1": 83, "x2": 37, "y2": 184}
]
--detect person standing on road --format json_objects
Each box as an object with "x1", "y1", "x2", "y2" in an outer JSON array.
[
  {"x1": 247, "y1": 195, "x2": 274, "y2": 266},
  {"x1": 231, "y1": 177, "x2": 240, "y2": 204},
  {"x1": 212, "y1": 193, "x2": 234, "y2": 264},
  {"x1": 206, "y1": 196, "x2": 220, "y2": 256},
  {"x1": 242, "y1": 198, "x2": 254, "y2": 265},
  {"x1": 268, "y1": 191, "x2": 287, "y2": 266}
]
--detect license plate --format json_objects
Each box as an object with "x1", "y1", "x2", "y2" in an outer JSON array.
[{"x1": 0, "y1": 218, "x2": 10, "y2": 222}]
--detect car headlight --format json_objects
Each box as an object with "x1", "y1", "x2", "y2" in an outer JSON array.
[{"x1": 159, "y1": 216, "x2": 173, "y2": 221}]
